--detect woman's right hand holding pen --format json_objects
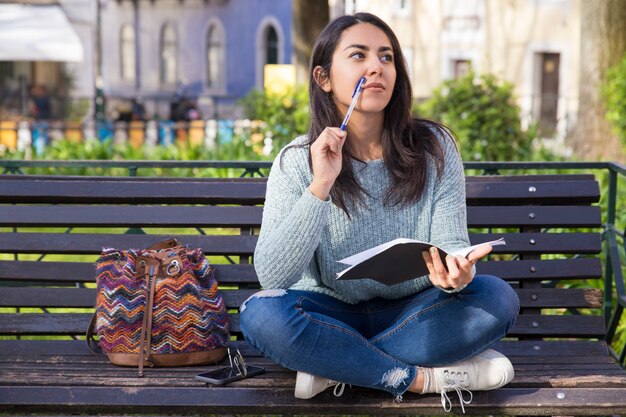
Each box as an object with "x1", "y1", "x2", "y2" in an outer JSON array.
[{"x1": 309, "y1": 127, "x2": 347, "y2": 200}]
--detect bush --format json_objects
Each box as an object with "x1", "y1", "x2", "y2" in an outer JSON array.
[
  {"x1": 416, "y1": 72, "x2": 538, "y2": 161},
  {"x1": 603, "y1": 52, "x2": 626, "y2": 148},
  {"x1": 0, "y1": 135, "x2": 272, "y2": 177},
  {"x1": 238, "y1": 85, "x2": 310, "y2": 150}
]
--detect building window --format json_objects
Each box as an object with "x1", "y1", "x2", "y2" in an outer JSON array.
[
  {"x1": 537, "y1": 52, "x2": 560, "y2": 136},
  {"x1": 256, "y1": 17, "x2": 283, "y2": 89},
  {"x1": 120, "y1": 24, "x2": 135, "y2": 81},
  {"x1": 160, "y1": 24, "x2": 177, "y2": 84},
  {"x1": 453, "y1": 59, "x2": 472, "y2": 78},
  {"x1": 443, "y1": 0, "x2": 482, "y2": 31},
  {"x1": 395, "y1": 0, "x2": 412, "y2": 16},
  {"x1": 265, "y1": 26, "x2": 278, "y2": 65},
  {"x1": 206, "y1": 23, "x2": 225, "y2": 89}
]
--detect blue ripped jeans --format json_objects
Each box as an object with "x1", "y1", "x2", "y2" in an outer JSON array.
[{"x1": 239, "y1": 275, "x2": 519, "y2": 397}]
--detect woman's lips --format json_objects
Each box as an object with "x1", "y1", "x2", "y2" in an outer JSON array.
[{"x1": 363, "y1": 83, "x2": 385, "y2": 90}]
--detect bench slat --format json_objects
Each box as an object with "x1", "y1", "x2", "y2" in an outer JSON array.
[
  {"x1": 0, "y1": 232, "x2": 600, "y2": 255},
  {"x1": 0, "y1": 260, "x2": 259, "y2": 283},
  {"x1": 0, "y1": 362, "x2": 624, "y2": 386},
  {"x1": 0, "y1": 179, "x2": 267, "y2": 205},
  {"x1": 0, "y1": 386, "x2": 624, "y2": 415},
  {"x1": 511, "y1": 315, "x2": 606, "y2": 338},
  {"x1": 0, "y1": 339, "x2": 612, "y2": 358},
  {"x1": 0, "y1": 288, "x2": 258, "y2": 309},
  {"x1": 479, "y1": 258, "x2": 602, "y2": 281},
  {"x1": 465, "y1": 180, "x2": 600, "y2": 205},
  {"x1": 515, "y1": 288, "x2": 602, "y2": 308},
  {"x1": 466, "y1": 174, "x2": 596, "y2": 182},
  {"x1": 224, "y1": 315, "x2": 608, "y2": 338},
  {"x1": 0, "y1": 258, "x2": 602, "y2": 284},
  {"x1": 0, "y1": 175, "x2": 600, "y2": 205},
  {"x1": 0, "y1": 206, "x2": 263, "y2": 228},
  {"x1": 1, "y1": 205, "x2": 600, "y2": 228},
  {"x1": 0, "y1": 288, "x2": 603, "y2": 309},
  {"x1": 467, "y1": 206, "x2": 601, "y2": 227},
  {"x1": 2, "y1": 357, "x2": 622, "y2": 390},
  {"x1": 0, "y1": 233, "x2": 258, "y2": 255},
  {"x1": 472, "y1": 232, "x2": 601, "y2": 254},
  {"x1": 0, "y1": 313, "x2": 606, "y2": 337}
]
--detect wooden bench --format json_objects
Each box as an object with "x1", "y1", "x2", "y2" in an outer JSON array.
[{"x1": 0, "y1": 173, "x2": 625, "y2": 415}]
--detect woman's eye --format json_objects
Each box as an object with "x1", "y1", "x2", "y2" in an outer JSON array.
[
  {"x1": 350, "y1": 52, "x2": 365, "y2": 60},
  {"x1": 381, "y1": 54, "x2": 394, "y2": 63}
]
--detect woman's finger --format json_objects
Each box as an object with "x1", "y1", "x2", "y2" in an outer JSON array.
[
  {"x1": 429, "y1": 247, "x2": 447, "y2": 277},
  {"x1": 444, "y1": 255, "x2": 460, "y2": 284},
  {"x1": 467, "y1": 243, "x2": 492, "y2": 263},
  {"x1": 455, "y1": 252, "x2": 470, "y2": 267},
  {"x1": 422, "y1": 250, "x2": 434, "y2": 274},
  {"x1": 422, "y1": 250, "x2": 442, "y2": 287}
]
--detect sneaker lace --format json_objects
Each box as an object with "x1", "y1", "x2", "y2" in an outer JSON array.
[{"x1": 440, "y1": 370, "x2": 473, "y2": 413}]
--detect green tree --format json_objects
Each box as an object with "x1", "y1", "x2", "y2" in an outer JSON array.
[
  {"x1": 569, "y1": 0, "x2": 626, "y2": 161},
  {"x1": 603, "y1": 52, "x2": 626, "y2": 149},
  {"x1": 417, "y1": 72, "x2": 537, "y2": 161},
  {"x1": 238, "y1": 85, "x2": 310, "y2": 150}
]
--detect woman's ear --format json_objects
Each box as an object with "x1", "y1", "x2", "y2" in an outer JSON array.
[{"x1": 313, "y1": 66, "x2": 332, "y2": 93}]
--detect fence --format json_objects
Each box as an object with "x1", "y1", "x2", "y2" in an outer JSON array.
[{"x1": 0, "y1": 119, "x2": 269, "y2": 154}]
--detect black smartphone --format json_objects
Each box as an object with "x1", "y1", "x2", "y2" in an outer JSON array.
[{"x1": 195, "y1": 364, "x2": 265, "y2": 386}]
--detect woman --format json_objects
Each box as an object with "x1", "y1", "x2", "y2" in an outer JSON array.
[{"x1": 240, "y1": 12, "x2": 519, "y2": 413}]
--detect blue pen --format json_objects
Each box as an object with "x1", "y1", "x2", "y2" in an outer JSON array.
[{"x1": 340, "y1": 76, "x2": 367, "y2": 131}]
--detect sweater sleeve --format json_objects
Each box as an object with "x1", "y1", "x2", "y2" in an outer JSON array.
[
  {"x1": 253, "y1": 144, "x2": 332, "y2": 289},
  {"x1": 429, "y1": 133, "x2": 471, "y2": 254}
]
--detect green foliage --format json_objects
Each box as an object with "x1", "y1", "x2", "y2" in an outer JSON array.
[
  {"x1": 238, "y1": 85, "x2": 310, "y2": 149},
  {"x1": 47, "y1": 137, "x2": 114, "y2": 160},
  {"x1": 603, "y1": 52, "x2": 626, "y2": 148},
  {"x1": 416, "y1": 72, "x2": 538, "y2": 161},
  {"x1": 67, "y1": 98, "x2": 92, "y2": 122},
  {"x1": 0, "y1": 136, "x2": 272, "y2": 177}
]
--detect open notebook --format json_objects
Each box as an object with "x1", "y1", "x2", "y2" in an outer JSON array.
[{"x1": 336, "y1": 237, "x2": 506, "y2": 286}]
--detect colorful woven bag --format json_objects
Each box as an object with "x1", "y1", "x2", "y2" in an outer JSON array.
[{"x1": 87, "y1": 238, "x2": 229, "y2": 376}]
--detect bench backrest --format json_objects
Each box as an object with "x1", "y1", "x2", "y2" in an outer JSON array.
[{"x1": 0, "y1": 174, "x2": 603, "y2": 342}]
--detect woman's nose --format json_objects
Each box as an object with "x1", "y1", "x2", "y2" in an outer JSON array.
[{"x1": 366, "y1": 57, "x2": 383, "y2": 76}]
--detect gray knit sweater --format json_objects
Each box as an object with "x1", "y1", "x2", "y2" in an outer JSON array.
[{"x1": 253, "y1": 133, "x2": 470, "y2": 304}]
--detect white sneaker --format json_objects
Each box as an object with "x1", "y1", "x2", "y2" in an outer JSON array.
[
  {"x1": 294, "y1": 371, "x2": 346, "y2": 399},
  {"x1": 427, "y1": 349, "x2": 514, "y2": 413}
]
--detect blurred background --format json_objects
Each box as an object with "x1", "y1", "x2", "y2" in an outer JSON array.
[{"x1": 0, "y1": 0, "x2": 624, "y2": 162}]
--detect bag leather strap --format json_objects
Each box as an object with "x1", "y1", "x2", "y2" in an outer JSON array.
[
  {"x1": 137, "y1": 258, "x2": 159, "y2": 377},
  {"x1": 86, "y1": 312, "x2": 101, "y2": 354},
  {"x1": 147, "y1": 238, "x2": 181, "y2": 251}
]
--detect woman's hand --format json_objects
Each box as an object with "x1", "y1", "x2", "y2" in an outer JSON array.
[
  {"x1": 309, "y1": 127, "x2": 347, "y2": 200},
  {"x1": 422, "y1": 244, "x2": 493, "y2": 291}
]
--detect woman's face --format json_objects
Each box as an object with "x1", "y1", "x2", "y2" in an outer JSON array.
[{"x1": 318, "y1": 22, "x2": 397, "y2": 116}]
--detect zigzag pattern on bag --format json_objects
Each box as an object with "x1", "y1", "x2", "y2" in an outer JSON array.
[{"x1": 95, "y1": 245, "x2": 230, "y2": 355}]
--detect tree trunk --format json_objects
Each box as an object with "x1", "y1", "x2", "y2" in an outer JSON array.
[
  {"x1": 291, "y1": 0, "x2": 330, "y2": 85},
  {"x1": 569, "y1": 0, "x2": 626, "y2": 162}
]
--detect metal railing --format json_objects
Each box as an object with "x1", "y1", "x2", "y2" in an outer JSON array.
[
  {"x1": 0, "y1": 159, "x2": 272, "y2": 177},
  {"x1": 1, "y1": 159, "x2": 624, "y2": 366}
]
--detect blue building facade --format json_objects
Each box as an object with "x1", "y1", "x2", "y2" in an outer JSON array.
[{"x1": 100, "y1": 0, "x2": 293, "y2": 120}]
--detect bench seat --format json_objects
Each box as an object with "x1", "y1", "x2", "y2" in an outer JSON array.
[{"x1": 0, "y1": 174, "x2": 625, "y2": 415}]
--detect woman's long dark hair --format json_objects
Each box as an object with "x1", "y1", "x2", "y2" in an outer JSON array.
[{"x1": 286, "y1": 12, "x2": 450, "y2": 216}]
